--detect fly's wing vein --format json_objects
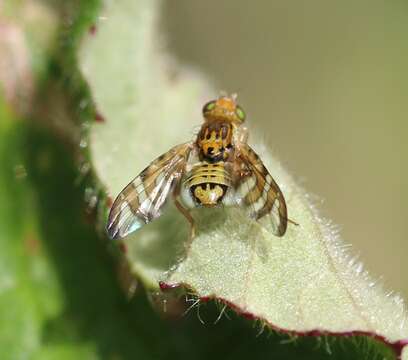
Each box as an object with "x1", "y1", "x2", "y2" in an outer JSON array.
[
  {"x1": 235, "y1": 144, "x2": 288, "y2": 236},
  {"x1": 107, "y1": 143, "x2": 192, "y2": 240}
]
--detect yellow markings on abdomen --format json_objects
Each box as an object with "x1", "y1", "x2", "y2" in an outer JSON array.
[{"x1": 185, "y1": 163, "x2": 231, "y2": 206}]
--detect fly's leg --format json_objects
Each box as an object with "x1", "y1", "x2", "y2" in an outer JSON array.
[{"x1": 174, "y1": 198, "x2": 196, "y2": 255}]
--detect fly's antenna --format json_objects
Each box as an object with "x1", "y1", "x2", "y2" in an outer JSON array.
[
  {"x1": 218, "y1": 90, "x2": 240, "y2": 102},
  {"x1": 219, "y1": 89, "x2": 228, "y2": 98}
]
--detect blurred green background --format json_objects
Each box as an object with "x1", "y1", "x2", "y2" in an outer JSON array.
[{"x1": 163, "y1": 0, "x2": 408, "y2": 299}]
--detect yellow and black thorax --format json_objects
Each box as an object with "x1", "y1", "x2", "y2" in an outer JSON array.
[{"x1": 196, "y1": 120, "x2": 234, "y2": 163}]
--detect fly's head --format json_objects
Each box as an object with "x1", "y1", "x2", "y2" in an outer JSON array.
[{"x1": 202, "y1": 94, "x2": 246, "y2": 124}]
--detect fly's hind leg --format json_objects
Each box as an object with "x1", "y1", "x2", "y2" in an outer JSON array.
[{"x1": 174, "y1": 197, "x2": 196, "y2": 255}]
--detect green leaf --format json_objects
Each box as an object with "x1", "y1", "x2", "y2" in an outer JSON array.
[
  {"x1": 80, "y1": 0, "x2": 211, "y2": 285},
  {"x1": 3, "y1": 104, "x2": 396, "y2": 360},
  {"x1": 79, "y1": 0, "x2": 408, "y2": 359}
]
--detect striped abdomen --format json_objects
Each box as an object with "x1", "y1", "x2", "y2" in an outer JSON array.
[{"x1": 184, "y1": 163, "x2": 232, "y2": 207}]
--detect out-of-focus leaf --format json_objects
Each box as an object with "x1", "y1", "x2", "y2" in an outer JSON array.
[
  {"x1": 0, "y1": 0, "x2": 58, "y2": 113},
  {"x1": 3, "y1": 100, "x2": 394, "y2": 360},
  {"x1": 79, "y1": 0, "x2": 408, "y2": 359},
  {"x1": 0, "y1": 102, "x2": 61, "y2": 359},
  {"x1": 80, "y1": 0, "x2": 211, "y2": 283}
]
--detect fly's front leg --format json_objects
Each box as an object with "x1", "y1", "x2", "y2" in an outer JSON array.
[
  {"x1": 173, "y1": 195, "x2": 196, "y2": 256},
  {"x1": 174, "y1": 198, "x2": 196, "y2": 238}
]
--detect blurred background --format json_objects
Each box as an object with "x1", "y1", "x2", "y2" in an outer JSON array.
[
  {"x1": 163, "y1": 0, "x2": 408, "y2": 298},
  {"x1": 0, "y1": 1, "x2": 406, "y2": 358}
]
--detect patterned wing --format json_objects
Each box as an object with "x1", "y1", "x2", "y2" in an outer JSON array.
[
  {"x1": 107, "y1": 143, "x2": 192, "y2": 240},
  {"x1": 236, "y1": 144, "x2": 288, "y2": 236}
]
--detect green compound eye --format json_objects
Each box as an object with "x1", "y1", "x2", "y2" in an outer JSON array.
[
  {"x1": 236, "y1": 106, "x2": 246, "y2": 121},
  {"x1": 203, "y1": 101, "x2": 216, "y2": 114}
]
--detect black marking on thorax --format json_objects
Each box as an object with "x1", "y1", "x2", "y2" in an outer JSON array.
[{"x1": 196, "y1": 121, "x2": 234, "y2": 162}]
